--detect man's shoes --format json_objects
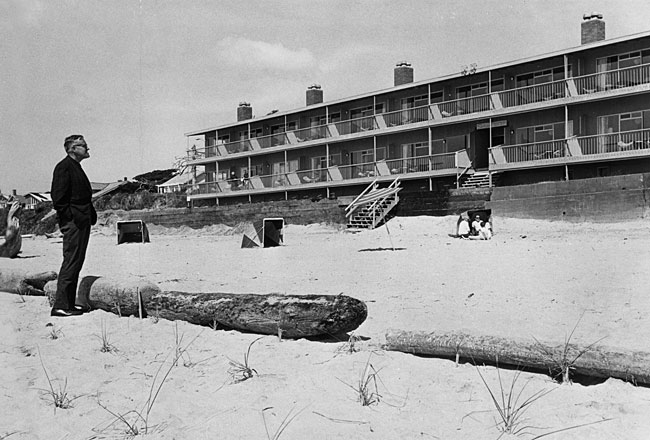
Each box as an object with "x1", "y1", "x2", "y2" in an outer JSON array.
[
  {"x1": 74, "y1": 304, "x2": 92, "y2": 313},
  {"x1": 50, "y1": 308, "x2": 84, "y2": 317}
]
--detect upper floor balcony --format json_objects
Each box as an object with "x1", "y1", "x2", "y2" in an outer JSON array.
[
  {"x1": 490, "y1": 127, "x2": 650, "y2": 170},
  {"x1": 187, "y1": 63, "x2": 650, "y2": 164}
]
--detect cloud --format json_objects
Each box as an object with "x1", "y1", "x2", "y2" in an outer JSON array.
[
  {"x1": 216, "y1": 37, "x2": 315, "y2": 71},
  {"x1": 1, "y1": 0, "x2": 46, "y2": 27}
]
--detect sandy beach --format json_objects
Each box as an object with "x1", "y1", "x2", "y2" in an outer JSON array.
[{"x1": 2, "y1": 215, "x2": 650, "y2": 439}]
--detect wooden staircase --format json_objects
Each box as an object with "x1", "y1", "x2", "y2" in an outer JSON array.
[
  {"x1": 346, "y1": 178, "x2": 402, "y2": 229},
  {"x1": 460, "y1": 171, "x2": 498, "y2": 189}
]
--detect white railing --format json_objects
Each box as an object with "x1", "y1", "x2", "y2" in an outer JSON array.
[
  {"x1": 575, "y1": 64, "x2": 650, "y2": 94},
  {"x1": 337, "y1": 161, "x2": 380, "y2": 180},
  {"x1": 382, "y1": 106, "x2": 430, "y2": 127},
  {"x1": 489, "y1": 128, "x2": 650, "y2": 166},
  {"x1": 499, "y1": 80, "x2": 566, "y2": 108},
  {"x1": 293, "y1": 125, "x2": 330, "y2": 142},
  {"x1": 335, "y1": 115, "x2": 377, "y2": 135},
  {"x1": 578, "y1": 128, "x2": 650, "y2": 155},
  {"x1": 495, "y1": 139, "x2": 568, "y2": 163},
  {"x1": 438, "y1": 95, "x2": 492, "y2": 117},
  {"x1": 385, "y1": 152, "x2": 456, "y2": 174}
]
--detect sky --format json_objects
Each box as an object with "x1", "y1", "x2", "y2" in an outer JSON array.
[{"x1": 1, "y1": 0, "x2": 649, "y2": 194}]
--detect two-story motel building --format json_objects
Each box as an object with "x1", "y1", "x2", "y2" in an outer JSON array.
[{"x1": 183, "y1": 16, "x2": 650, "y2": 208}]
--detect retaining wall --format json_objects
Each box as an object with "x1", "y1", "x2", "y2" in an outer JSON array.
[
  {"x1": 101, "y1": 174, "x2": 650, "y2": 228},
  {"x1": 104, "y1": 199, "x2": 346, "y2": 228},
  {"x1": 487, "y1": 173, "x2": 650, "y2": 222}
]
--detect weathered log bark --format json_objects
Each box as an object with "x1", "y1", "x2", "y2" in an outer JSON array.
[
  {"x1": 44, "y1": 275, "x2": 367, "y2": 338},
  {"x1": 150, "y1": 291, "x2": 368, "y2": 338},
  {"x1": 45, "y1": 276, "x2": 160, "y2": 317},
  {"x1": 385, "y1": 329, "x2": 650, "y2": 386},
  {"x1": 0, "y1": 268, "x2": 57, "y2": 295}
]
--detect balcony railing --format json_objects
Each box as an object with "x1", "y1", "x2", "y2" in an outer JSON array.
[
  {"x1": 578, "y1": 128, "x2": 650, "y2": 155},
  {"x1": 335, "y1": 115, "x2": 377, "y2": 135},
  {"x1": 382, "y1": 106, "x2": 430, "y2": 127},
  {"x1": 439, "y1": 95, "x2": 491, "y2": 117},
  {"x1": 490, "y1": 128, "x2": 650, "y2": 166},
  {"x1": 187, "y1": 63, "x2": 650, "y2": 160},
  {"x1": 499, "y1": 80, "x2": 567, "y2": 108},
  {"x1": 575, "y1": 64, "x2": 650, "y2": 95},
  {"x1": 495, "y1": 139, "x2": 568, "y2": 163},
  {"x1": 294, "y1": 125, "x2": 330, "y2": 142},
  {"x1": 188, "y1": 152, "x2": 458, "y2": 196}
]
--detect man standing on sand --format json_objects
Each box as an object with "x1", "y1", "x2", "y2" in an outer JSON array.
[{"x1": 50, "y1": 135, "x2": 97, "y2": 317}]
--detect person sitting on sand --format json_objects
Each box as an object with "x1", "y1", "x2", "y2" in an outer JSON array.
[
  {"x1": 0, "y1": 202, "x2": 22, "y2": 258},
  {"x1": 471, "y1": 214, "x2": 482, "y2": 236},
  {"x1": 457, "y1": 217, "x2": 471, "y2": 239},
  {"x1": 469, "y1": 220, "x2": 493, "y2": 240},
  {"x1": 480, "y1": 220, "x2": 493, "y2": 240}
]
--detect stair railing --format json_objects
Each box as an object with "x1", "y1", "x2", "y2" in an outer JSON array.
[
  {"x1": 358, "y1": 178, "x2": 401, "y2": 228},
  {"x1": 345, "y1": 178, "x2": 379, "y2": 218},
  {"x1": 456, "y1": 164, "x2": 473, "y2": 189}
]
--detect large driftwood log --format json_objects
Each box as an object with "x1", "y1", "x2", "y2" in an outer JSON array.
[
  {"x1": 0, "y1": 267, "x2": 57, "y2": 295},
  {"x1": 385, "y1": 329, "x2": 650, "y2": 385},
  {"x1": 45, "y1": 275, "x2": 367, "y2": 338},
  {"x1": 45, "y1": 276, "x2": 160, "y2": 317},
  {"x1": 150, "y1": 291, "x2": 368, "y2": 338}
]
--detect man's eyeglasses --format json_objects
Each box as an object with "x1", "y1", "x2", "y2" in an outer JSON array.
[{"x1": 74, "y1": 144, "x2": 89, "y2": 150}]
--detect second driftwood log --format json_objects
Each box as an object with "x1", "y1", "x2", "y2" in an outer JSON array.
[
  {"x1": 150, "y1": 291, "x2": 368, "y2": 338},
  {"x1": 385, "y1": 329, "x2": 650, "y2": 386}
]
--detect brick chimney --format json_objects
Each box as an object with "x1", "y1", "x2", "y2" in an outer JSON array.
[
  {"x1": 306, "y1": 84, "x2": 323, "y2": 106},
  {"x1": 394, "y1": 62, "x2": 413, "y2": 86},
  {"x1": 581, "y1": 13, "x2": 605, "y2": 44},
  {"x1": 237, "y1": 102, "x2": 253, "y2": 121}
]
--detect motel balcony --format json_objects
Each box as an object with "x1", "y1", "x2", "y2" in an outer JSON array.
[
  {"x1": 490, "y1": 128, "x2": 650, "y2": 170},
  {"x1": 186, "y1": 63, "x2": 650, "y2": 165},
  {"x1": 187, "y1": 150, "x2": 468, "y2": 198}
]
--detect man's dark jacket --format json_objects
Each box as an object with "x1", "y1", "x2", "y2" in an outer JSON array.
[{"x1": 51, "y1": 156, "x2": 97, "y2": 228}]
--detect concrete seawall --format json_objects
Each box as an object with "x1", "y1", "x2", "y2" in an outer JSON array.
[
  {"x1": 101, "y1": 174, "x2": 650, "y2": 228},
  {"x1": 108, "y1": 198, "x2": 346, "y2": 229},
  {"x1": 487, "y1": 173, "x2": 650, "y2": 222}
]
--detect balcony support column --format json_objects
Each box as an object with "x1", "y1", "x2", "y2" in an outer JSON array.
[{"x1": 428, "y1": 127, "x2": 432, "y2": 172}]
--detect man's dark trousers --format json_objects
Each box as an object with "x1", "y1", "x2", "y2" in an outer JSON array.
[{"x1": 52, "y1": 221, "x2": 90, "y2": 310}]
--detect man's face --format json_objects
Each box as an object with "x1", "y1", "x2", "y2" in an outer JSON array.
[{"x1": 71, "y1": 139, "x2": 90, "y2": 160}]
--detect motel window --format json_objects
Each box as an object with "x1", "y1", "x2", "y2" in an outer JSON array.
[
  {"x1": 350, "y1": 104, "x2": 385, "y2": 119},
  {"x1": 311, "y1": 154, "x2": 341, "y2": 169},
  {"x1": 431, "y1": 139, "x2": 445, "y2": 154},
  {"x1": 445, "y1": 134, "x2": 467, "y2": 152},
  {"x1": 516, "y1": 122, "x2": 568, "y2": 144},
  {"x1": 598, "y1": 112, "x2": 643, "y2": 134},
  {"x1": 456, "y1": 79, "x2": 504, "y2": 99},
  {"x1": 328, "y1": 112, "x2": 341, "y2": 123},
  {"x1": 430, "y1": 91, "x2": 444, "y2": 103},
  {"x1": 400, "y1": 142, "x2": 428, "y2": 158},
  {"x1": 309, "y1": 115, "x2": 324, "y2": 127},
  {"x1": 350, "y1": 147, "x2": 386, "y2": 164},
  {"x1": 249, "y1": 128, "x2": 263, "y2": 138},
  {"x1": 597, "y1": 51, "x2": 644, "y2": 72},
  {"x1": 270, "y1": 124, "x2": 285, "y2": 134},
  {"x1": 217, "y1": 135, "x2": 230, "y2": 144},
  {"x1": 401, "y1": 94, "x2": 429, "y2": 109},
  {"x1": 516, "y1": 66, "x2": 566, "y2": 87}
]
